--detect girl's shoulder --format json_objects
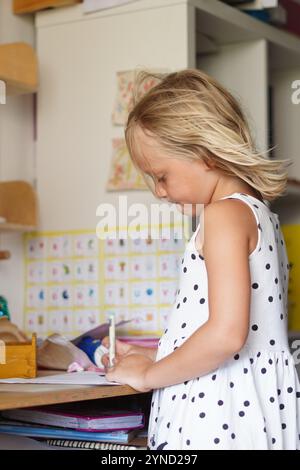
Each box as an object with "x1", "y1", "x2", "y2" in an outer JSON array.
[{"x1": 195, "y1": 195, "x2": 259, "y2": 258}]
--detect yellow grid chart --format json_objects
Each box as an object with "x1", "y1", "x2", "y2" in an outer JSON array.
[{"x1": 23, "y1": 224, "x2": 187, "y2": 339}]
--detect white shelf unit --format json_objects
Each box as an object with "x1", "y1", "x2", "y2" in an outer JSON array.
[{"x1": 35, "y1": 0, "x2": 300, "y2": 231}]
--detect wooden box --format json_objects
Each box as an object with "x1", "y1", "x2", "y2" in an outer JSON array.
[{"x1": 0, "y1": 334, "x2": 37, "y2": 379}]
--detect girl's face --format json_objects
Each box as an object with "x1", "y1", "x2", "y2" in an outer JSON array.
[{"x1": 133, "y1": 126, "x2": 217, "y2": 211}]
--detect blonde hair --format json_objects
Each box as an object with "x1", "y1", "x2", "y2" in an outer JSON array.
[{"x1": 125, "y1": 68, "x2": 291, "y2": 202}]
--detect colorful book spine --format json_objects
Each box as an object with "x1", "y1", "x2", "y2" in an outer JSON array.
[{"x1": 0, "y1": 420, "x2": 137, "y2": 443}]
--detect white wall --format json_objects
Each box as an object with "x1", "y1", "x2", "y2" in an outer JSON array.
[{"x1": 0, "y1": 0, "x2": 35, "y2": 328}]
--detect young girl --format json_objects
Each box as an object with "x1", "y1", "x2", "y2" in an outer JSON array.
[{"x1": 103, "y1": 69, "x2": 300, "y2": 450}]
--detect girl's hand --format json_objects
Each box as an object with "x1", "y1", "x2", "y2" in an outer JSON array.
[
  {"x1": 105, "y1": 353, "x2": 153, "y2": 393},
  {"x1": 100, "y1": 336, "x2": 135, "y2": 368},
  {"x1": 101, "y1": 336, "x2": 157, "y2": 367}
]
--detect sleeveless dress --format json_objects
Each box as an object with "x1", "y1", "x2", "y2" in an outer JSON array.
[{"x1": 147, "y1": 192, "x2": 300, "y2": 450}]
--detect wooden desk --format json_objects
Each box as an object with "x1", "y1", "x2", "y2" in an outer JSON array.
[{"x1": 0, "y1": 371, "x2": 143, "y2": 411}]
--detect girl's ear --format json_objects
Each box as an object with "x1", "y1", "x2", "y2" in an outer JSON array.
[{"x1": 201, "y1": 158, "x2": 215, "y2": 171}]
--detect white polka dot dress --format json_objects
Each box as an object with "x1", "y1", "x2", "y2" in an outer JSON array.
[{"x1": 147, "y1": 192, "x2": 300, "y2": 450}]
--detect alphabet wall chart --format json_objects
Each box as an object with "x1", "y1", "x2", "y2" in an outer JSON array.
[{"x1": 24, "y1": 226, "x2": 186, "y2": 339}]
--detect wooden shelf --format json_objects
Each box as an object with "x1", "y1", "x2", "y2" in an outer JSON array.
[
  {"x1": 0, "y1": 223, "x2": 36, "y2": 233},
  {"x1": 0, "y1": 181, "x2": 38, "y2": 233},
  {"x1": 192, "y1": 0, "x2": 300, "y2": 70},
  {"x1": 13, "y1": 0, "x2": 81, "y2": 15},
  {"x1": 0, "y1": 42, "x2": 38, "y2": 95}
]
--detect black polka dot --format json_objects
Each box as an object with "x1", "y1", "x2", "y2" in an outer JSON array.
[
  {"x1": 199, "y1": 392, "x2": 205, "y2": 398},
  {"x1": 270, "y1": 397, "x2": 275, "y2": 403},
  {"x1": 191, "y1": 397, "x2": 195, "y2": 403},
  {"x1": 257, "y1": 352, "x2": 261, "y2": 357},
  {"x1": 234, "y1": 354, "x2": 240, "y2": 360},
  {"x1": 272, "y1": 438, "x2": 276, "y2": 444},
  {"x1": 167, "y1": 422, "x2": 170, "y2": 428},
  {"x1": 231, "y1": 433, "x2": 236, "y2": 439},
  {"x1": 280, "y1": 404, "x2": 285, "y2": 410},
  {"x1": 182, "y1": 394, "x2": 187, "y2": 399},
  {"x1": 244, "y1": 401, "x2": 250, "y2": 407},
  {"x1": 230, "y1": 382, "x2": 234, "y2": 388},
  {"x1": 269, "y1": 245, "x2": 273, "y2": 251},
  {"x1": 172, "y1": 395, "x2": 176, "y2": 400},
  {"x1": 212, "y1": 374, "x2": 217, "y2": 381},
  {"x1": 223, "y1": 424, "x2": 229, "y2": 430},
  {"x1": 179, "y1": 427, "x2": 182, "y2": 433},
  {"x1": 218, "y1": 400, "x2": 224, "y2": 406},
  {"x1": 193, "y1": 284, "x2": 198, "y2": 290},
  {"x1": 243, "y1": 368, "x2": 248, "y2": 374},
  {"x1": 250, "y1": 358, "x2": 254, "y2": 364},
  {"x1": 199, "y1": 412, "x2": 206, "y2": 418},
  {"x1": 287, "y1": 387, "x2": 293, "y2": 393},
  {"x1": 199, "y1": 298, "x2": 205, "y2": 304},
  {"x1": 181, "y1": 323, "x2": 186, "y2": 329},
  {"x1": 191, "y1": 254, "x2": 196, "y2": 260},
  {"x1": 282, "y1": 423, "x2": 287, "y2": 430},
  {"x1": 275, "y1": 278, "x2": 278, "y2": 284},
  {"x1": 239, "y1": 411, "x2": 245, "y2": 417},
  {"x1": 269, "y1": 359, "x2": 273, "y2": 365},
  {"x1": 183, "y1": 297, "x2": 187, "y2": 303},
  {"x1": 261, "y1": 368, "x2": 267, "y2": 374},
  {"x1": 186, "y1": 439, "x2": 190, "y2": 445},
  {"x1": 266, "y1": 263, "x2": 271, "y2": 270},
  {"x1": 252, "y1": 283, "x2": 259, "y2": 289},
  {"x1": 270, "y1": 339, "x2": 275, "y2": 346},
  {"x1": 214, "y1": 438, "x2": 220, "y2": 444},
  {"x1": 183, "y1": 267, "x2": 187, "y2": 273},
  {"x1": 296, "y1": 392, "x2": 300, "y2": 398},
  {"x1": 252, "y1": 324, "x2": 258, "y2": 331},
  {"x1": 199, "y1": 255, "x2": 204, "y2": 261},
  {"x1": 177, "y1": 303, "x2": 180, "y2": 309},
  {"x1": 268, "y1": 296, "x2": 273, "y2": 302}
]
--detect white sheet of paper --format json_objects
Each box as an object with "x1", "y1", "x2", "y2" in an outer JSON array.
[{"x1": 0, "y1": 371, "x2": 119, "y2": 386}]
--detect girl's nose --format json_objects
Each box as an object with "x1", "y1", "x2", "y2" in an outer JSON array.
[{"x1": 155, "y1": 182, "x2": 167, "y2": 199}]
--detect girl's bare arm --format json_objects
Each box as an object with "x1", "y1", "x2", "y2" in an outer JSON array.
[{"x1": 144, "y1": 201, "x2": 252, "y2": 389}]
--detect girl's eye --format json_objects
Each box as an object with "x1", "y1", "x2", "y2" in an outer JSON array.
[{"x1": 158, "y1": 175, "x2": 166, "y2": 183}]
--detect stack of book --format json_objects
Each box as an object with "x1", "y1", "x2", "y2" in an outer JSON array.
[
  {"x1": 0, "y1": 401, "x2": 147, "y2": 450},
  {"x1": 222, "y1": 0, "x2": 300, "y2": 38}
]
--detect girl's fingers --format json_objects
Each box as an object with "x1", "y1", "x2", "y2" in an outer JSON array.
[
  {"x1": 101, "y1": 352, "x2": 120, "y2": 368},
  {"x1": 101, "y1": 353, "x2": 110, "y2": 367},
  {"x1": 101, "y1": 336, "x2": 109, "y2": 348}
]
